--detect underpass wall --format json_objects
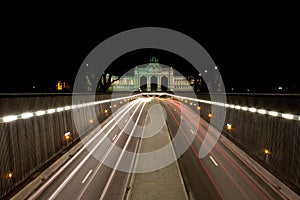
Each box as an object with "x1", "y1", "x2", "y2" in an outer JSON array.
[
  {"x1": 195, "y1": 93, "x2": 300, "y2": 195},
  {"x1": 0, "y1": 93, "x2": 114, "y2": 198}
]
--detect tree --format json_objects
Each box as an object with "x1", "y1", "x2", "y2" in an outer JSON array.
[{"x1": 97, "y1": 72, "x2": 120, "y2": 92}]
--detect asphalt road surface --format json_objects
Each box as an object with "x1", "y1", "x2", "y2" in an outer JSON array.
[
  {"x1": 28, "y1": 98, "x2": 150, "y2": 200},
  {"x1": 27, "y1": 97, "x2": 286, "y2": 200},
  {"x1": 161, "y1": 98, "x2": 284, "y2": 200}
]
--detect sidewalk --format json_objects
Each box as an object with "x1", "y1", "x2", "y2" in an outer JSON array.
[{"x1": 127, "y1": 103, "x2": 189, "y2": 200}]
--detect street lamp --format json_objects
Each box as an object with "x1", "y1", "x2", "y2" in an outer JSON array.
[
  {"x1": 64, "y1": 131, "x2": 71, "y2": 145},
  {"x1": 226, "y1": 123, "x2": 232, "y2": 131},
  {"x1": 263, "y1": 149, "x2": 271, "y2": 164}
]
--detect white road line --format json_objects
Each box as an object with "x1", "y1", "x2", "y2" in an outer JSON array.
[
  {"x1": 112, "y1": 135, "x2": 117, "y2": 141},
  {"x1": 76, "y1": 101, "x2": 145, "y2": 200},
  {"x1": 180, "y1": 116, "x2": 183, "y2": 120},
  {"x1": 99, "y1": 102, "x2": 147, "y2": 200},
  {"x1": 190, "y1": 129, "x2": 194, "y2": 134},
  {"x1": 125, "y1": 119, "x2": 128, "y2": 123},
  {"x1": 209, "y1": 156, "x2": 219, "y2": 166},
  {"x1": 46, "y1": 101, "x2": 142, "y2": 200},
  {"x1": 81, "y1": 170, "x2": 93, "y2": 184},
  {"x1": 28, "y1": 100, "x2": 138, "y2": 200}
]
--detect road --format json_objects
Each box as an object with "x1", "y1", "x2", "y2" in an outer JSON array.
[
  {"x1": 27, "y1": 96, "x2": 286, "y2": 200},
  {"x1": 28, "y1": 98, "x2": 150, "y2": 200},
  {"x1": 161, "y1": 98, "x2": 284, "y2": 200}
]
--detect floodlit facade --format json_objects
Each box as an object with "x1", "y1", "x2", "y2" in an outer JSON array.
[{"x1": 111, "y1": 58, "x2": 193, "y2": 92}]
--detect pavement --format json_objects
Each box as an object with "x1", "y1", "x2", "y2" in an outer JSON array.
[{"x1": 126, "y1": 103, "x2": 189, "y2": 200}]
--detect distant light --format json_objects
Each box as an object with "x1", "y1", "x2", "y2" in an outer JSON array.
[
  {"x1": 64, "y1": 106, "x2": 71, "y2": 110},
  {"x1": 197, "y1": 106, "x2": 201, "y2": 110},
  {"x1": 229, "y1": 104, "x2": 235, "y2": 108},
  {"x1": 56, "y1": 107, "x2": 64, "y2": 112},
  {"x1": 36, "y1": 110, "x2": 46, "y2": 116},
  {"x1": 246, "y1": 89, "x2": 250, "y2": 92},
  {"x1": 204, "y1": 70, "x2": 208, "y2": 73},
  {"x1": 3, "y1": 115, "x2": 18, "y2": 122},
  {"x1": 190, "y1": 102, "x2": 193, "y2": 106},
  {"x1": 6, "y1": 171, "x2": 14, "y2": 179},
  {"x1": 214, "y1": 66, "x2": 218, "y2": 69},
  {"x1": 33, "y1": 86, "x2": 36, "y2": 89},
  {"x1": 231, "y1": 88, "x2": 234, "y2": 91},
  {"x1": 89, "y1": 119, "x2": 94, "y2": 124},
  {"x1": 268, "y1": 111, "x2": 279, "y2": 117},
  {"x1": 234, "y1": 105, "x2": 241, "y2": 110},
  {"x1": 226, "y1": 123, "x2": 232, "y2": 131},
  {"x1": 225, "y1": 104, "x2": 229, "y2": 107},
  {"x1": 47, "y1": 109, "x2": 56, "y2": 114},
  {"x1": 264, "y1": 149, "x2": 270, "y2": 154},
  {"x1": 249, "y1": 107, "x2": 257, "y2": 113},
  {"x1": 86, "y1": 63, "x2": 89, "y2": 67},
  {"x1": 241, "y1": 106, "x2": 248, "y2": 111},
  {"x1": 199, "y1": 73, "x2": 202, "y2": 76},
  {"x1": 71, "y1": 105, "x2": 78, "y2": 109},
  {"x1": 104, "y1": 109, "x2": 108, "y2": 114},
  {"x1": 278, "y1": 86, "x2": 282, "y2": 90},
  {"x1": 21, "y1": 112, "x2": 34, "y2": 119},
  {"x1": 282, "y1": 113, "x2": 294, "y2": 120},
  {"x1": 257, "y1": 109, "x2": 267, "y2": 115},
  {"x1": 64, "y1": 131, "x2": 71, "y2": 136},
  {"x1": 208, "y1": 113, "x2": 212, "y2": 118},
  {"x1": 64, "y1": 131, "x2": 71, "y2": 140}
]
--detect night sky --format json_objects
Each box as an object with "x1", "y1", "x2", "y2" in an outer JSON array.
[{"x1": 1, "y1": 7, "x2": 299, "y2": 93}]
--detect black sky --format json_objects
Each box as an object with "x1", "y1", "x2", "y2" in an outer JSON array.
[{"x1": 1, "y1": 6, "x2": 299, "y2": 93}]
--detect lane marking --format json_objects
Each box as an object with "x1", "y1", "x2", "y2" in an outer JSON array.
[
  {"x1": 112, "y1": 134, "x2": 117, "y2": 141},
  {"x1": 209, "y1": 156, "x2": 219, "y2": 166},
  {"x1": 180, "y1": 116, "x2": 183, "y2": 120},
  {"x1": 190, "y1": 129, "x2": 194, "y2": 134},
  {"x1": 81, "y1": 170, "x2": 93, "y2": 184},
  {"x1": 45, "y1": 101, "x2": 142, "y2": 200},
  {"x1": 99, "y1": 101, "x2": 147, "y2": 200},
  {"x1": 125, "y1": 119, "x2": 128, "y2": 123},
  {"x1": 77, "y1": 101, "x2": 145, "y2": 200}
]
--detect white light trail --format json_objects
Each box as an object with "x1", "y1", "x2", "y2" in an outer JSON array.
[
  {"x1": 21, "y1": 112, "x2": 34, "y2": 119},
  {"x1": 36, "y1": 110, "x2": 46, "y2": 116},
  {"x1": 282, "y1": 113, "x2": 294, "y2": 120},
  {"x1": 3, "y1": 115, "x2": 18, "y2": 122},
  {"x1": 257, "y1": 109, "x2": 267, "y2": 115},
  {"x1": 249, "y1": 107, "x2": 257, "y2": 113},
  {"x1": 56, "y1": 107, "x2": 64, "y2": 112},
  {"x1": 268, "y1": 111, "x2": 278, "y2": 117},
  {"x1": 47, "y1": 109, "x2": 56, "y2": 114}
]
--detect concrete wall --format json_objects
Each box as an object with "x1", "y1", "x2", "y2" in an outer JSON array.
[
  {"x1": 196, "y1": 93, "x2": 300, "y2": 195},
  {"x1": 0, "y1": 93, "x2": 114, "y2": 198}
]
